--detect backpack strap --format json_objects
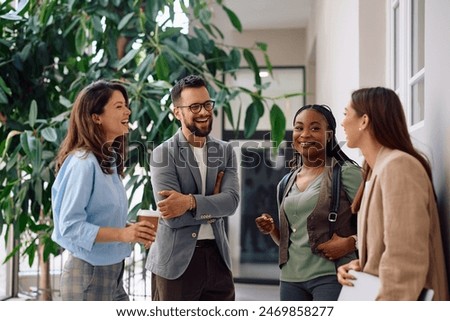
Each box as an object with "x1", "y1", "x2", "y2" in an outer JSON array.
[
  {"x1": 328, "y1": 162, "x2": 342, "y2": 238},
  {"x1": 278, "y1": 170, "x2": 295, "y2": 205}
]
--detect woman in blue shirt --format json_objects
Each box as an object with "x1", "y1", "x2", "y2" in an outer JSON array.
[
  {"x1": 256, "y1": 105, "x2": 361, "y2": 301},
  {"x1": 51, "y1": 80, "x2": 156, "y2": 300}
]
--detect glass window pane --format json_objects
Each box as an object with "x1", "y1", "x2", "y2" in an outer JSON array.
[
  {"x1": 394, "y1": 5, "x2": 400, "y2": 89},
  {"x1": 411, "y1": 78, "x2": 425, "y2": 125},
  {"x1": 411, "y1": 0, "x2": 425, "y2": 74}
]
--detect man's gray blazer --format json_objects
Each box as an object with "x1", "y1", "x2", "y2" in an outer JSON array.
[{"x1": 145, "y1": 129, "x2": 240, "y2": 280}]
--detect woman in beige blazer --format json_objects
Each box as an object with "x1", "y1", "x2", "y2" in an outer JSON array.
[{"x1": 337, "y1": 87, "x2": 449, "y2": 300}]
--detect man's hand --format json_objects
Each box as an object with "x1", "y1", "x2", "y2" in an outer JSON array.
[{"x1": 157, "y1": 190, "x2": 191, "y2": 219}]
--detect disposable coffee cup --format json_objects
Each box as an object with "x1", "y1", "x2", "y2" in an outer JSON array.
[{"x1": 137, "y1": 209, "x2": 160, "y2": 231}]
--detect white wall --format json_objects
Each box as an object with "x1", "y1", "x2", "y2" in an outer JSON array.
[
  {"x1": 307, "y1": 0, "x2": 388, "y2": 164},
  {"x1": 311, "y1": 0, "x2": 450, "y2": 287},
  {"x1": 222, "y1": 28, "x2": 307, "y2": 66},
  {"x1": 359, "y1": 0, "x2": 387, "y2": 87},
  {"x1": 424, "y1": 0, "x2": 450, "y2": 281},
  {"x1": 307, "y1": 0, "x2": 363, "y2": 163}
]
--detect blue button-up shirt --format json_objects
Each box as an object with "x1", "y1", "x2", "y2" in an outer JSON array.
[{"x1": 51, "y1": 150, "x2": 131, "y2": 265}]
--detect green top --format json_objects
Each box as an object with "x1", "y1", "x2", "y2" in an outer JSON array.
[{"x1": 280, "y1": 163, "x2": 361, "y2": 282}]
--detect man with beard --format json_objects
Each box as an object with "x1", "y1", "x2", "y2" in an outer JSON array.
[{"x1": 146, "y1": 75, "x2": 240, "y2": 300}]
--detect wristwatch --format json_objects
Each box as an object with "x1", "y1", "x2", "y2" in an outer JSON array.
[{"x1": 351, "y1": 235, "x2": 358, "y2": 250}]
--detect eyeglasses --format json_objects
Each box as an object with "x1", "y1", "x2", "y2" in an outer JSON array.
[{"x1": 176, "y1": 100, "x2": 215, "y2": 114}]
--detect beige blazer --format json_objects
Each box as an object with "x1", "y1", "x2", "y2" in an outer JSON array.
[{"x1": 358, "y1": 147, "x2": 449, "y2": 300}]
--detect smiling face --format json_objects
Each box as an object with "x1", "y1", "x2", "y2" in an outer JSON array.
[
  {"x1": 92, "y1": 90, "x2": 131, "y2": 143},
  {"x1": 173, "y1": 86, "x2": 213, "y2": 145},
  {"x1": 341, "y1": 102, "x2": 364, "y2": 148},
  {"x1": 292, "y1": 109, "x2": 330, "y2": 165}
]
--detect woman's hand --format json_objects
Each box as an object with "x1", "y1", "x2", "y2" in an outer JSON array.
[
  {"x1": 336, "y1": 259, "x2": 361, "y2": 286},
  {"x1": 255, "y1": 213, "x2": 275, "y2": 234},
  {"x1": 316, "y1": 233, "x2": 356, "y2": 260},
  {"x1": 121, "y1": 221, "x2": 157, "y2": 249}
]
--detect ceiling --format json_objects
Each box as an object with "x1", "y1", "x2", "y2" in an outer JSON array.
[{"x1": 224, "y1": 0, "x2": 312, "y2": 30}]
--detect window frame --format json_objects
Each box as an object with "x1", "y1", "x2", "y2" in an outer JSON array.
[{"x1": 390, "y1": 0, "x2": 425, "y2": 130}]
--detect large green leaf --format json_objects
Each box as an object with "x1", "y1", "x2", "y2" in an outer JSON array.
[
  {"x1": 63, "y1": 17, "x2": 81, "y2": 37},
  {"x1": 244, "y1": 102, "x2": 260, "y2": 138},
  {"x1": 269, "y1": 104, "x2": 286, "y2": 148},
  {"x1": 28, "y1": 100, "x2": 37, "y2": 129},
  {"x1": 222, "y1": 5, "x2": 242, "y2": 32},
  {"x1": 42, "y1": 235, "x2": 60, "y2": 261},
  {"x1": 75, "y1": 26, "x2": 87, "y2": 55},
  {"x1": 20, "y1": 130, "x2": 42, "y2": 176},
  {"x1": 19, "y1": 131, "x2": 31, "y2": 157},
  {"x1": 155, "y1": 54, "x2": 170, "y2": 81},
  {"x1": 41, "y1": 127, "x2": 58, "y2": 142},
  {"x1": 2, "y1": 130, "x2": 21, "y2": 158},
  {"x1": 243, "y1": 49, "x2": 261, "y2": 89},
  {"x1": 136, "y1": 54, "x2": 155, "y2": 82},
  {"x1": 24, "y1": 242, "x2": 36, "y2": 267},
  {"x1": 34, "y1": 178, "x2": 43, "y2": 206},
  {"x1": 116, "y1": 48, "x2": 139, "y2": 70},
  {"x1": 222, "y1": 102, "x2": 235, "y2": 130},
  {"x1": 228, "y1": 48, "x2": 241, "y2": 71},
  {"x1": 253, "y1": 99, "x2": 264, "y2": 117},
  {"x1": 0, "y1": 89, "x2": 8, "y2": 104},
  {"x1": 118, "y1": 12, "x2": 134, "y2": 30},
  {"x1": 6, "y1": 146, "x2": 20, "y2": 171},
  {"x1": 0, "y1": 76, "x2": 11, "y2": 95}
]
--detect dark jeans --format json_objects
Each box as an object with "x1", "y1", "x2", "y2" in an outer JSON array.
[
  {"x1": 151, "y1": 240, "x2": 235, "y2": 301},
  {"x1": 280, "y1": 275, "x2": 342, "y2": 301}
]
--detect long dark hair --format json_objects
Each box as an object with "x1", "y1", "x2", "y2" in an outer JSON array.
[
  {"x1": 289, "y1": 104, "x2": 358, "y2": 169},
  {"x1": 55, "y1": 80, "x2": 129, "y2": 177},
  {"x1": 350, "y1": 87, "x2": 433, "y2": 212}
]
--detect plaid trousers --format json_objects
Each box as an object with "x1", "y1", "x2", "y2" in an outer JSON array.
[{"x1": 60, "y1": 254, "x2": 129, "y2": 301}]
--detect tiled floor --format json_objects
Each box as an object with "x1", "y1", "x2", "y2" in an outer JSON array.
[
  {"x1": 235, "y1": 282, "x2": 279, "y2": 301},
  {"x1": 233, "y1": 263, "x2": 280, "y2": 301},
  {"x1": 233, "y1": 263, "x2": 280, "y2": 280}
]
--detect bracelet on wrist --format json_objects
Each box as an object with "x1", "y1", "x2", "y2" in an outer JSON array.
[{"x1": 188, "y1": 193, "x2": 194, "y2": 210}]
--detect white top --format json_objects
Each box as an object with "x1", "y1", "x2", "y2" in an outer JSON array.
[{"x1": 191, "y1": 145, "x2": 215, "y2": 240}]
